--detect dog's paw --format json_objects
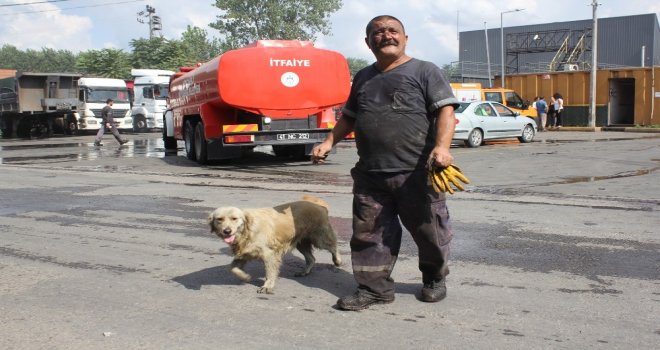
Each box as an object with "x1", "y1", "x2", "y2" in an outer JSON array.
[
  {"x1": 294, "y1": 271, "x2": 311, "y2": 277},
  {"x1": 257, "y1": 287, "x2": 274, "y2": 294}
]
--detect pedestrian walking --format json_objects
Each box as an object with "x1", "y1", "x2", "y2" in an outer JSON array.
[
  {"x1": 94, "y1": 98, "x2": 127, "y2": 146},
  {"x1": 312, "y1": 15, "x2": 459, "y2": 311}
]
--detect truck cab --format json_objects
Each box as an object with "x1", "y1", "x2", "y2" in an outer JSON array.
[
  {"x1": 451, "y1": 83, "x2": 537, "y2": 118},
  {"x1": 75, "y1": 77, "x2": 132, "y2": 131},
  {"x1": 130, "y1": 69, "x2": 174, "y2": 132}
]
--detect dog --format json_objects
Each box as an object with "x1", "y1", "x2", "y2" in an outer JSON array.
[{"x1": 208, "y1": 195, "x2": 342, "y2": 294}]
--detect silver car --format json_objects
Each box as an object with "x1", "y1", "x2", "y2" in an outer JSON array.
[{"x1": 453, "y1": 101, "x2": 537, "y2": 147}]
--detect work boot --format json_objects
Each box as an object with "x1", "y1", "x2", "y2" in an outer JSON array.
[
  {"x1": 336, "y1": 290, "x2": 394, "y2": 311},
  {"x1": 119, "y1": 139, "x2": 128, "y2": 145},
  {"x1": 94, "y1": 141, "x2": 102, "y2": 146},
  {"x1": 421, "y1": 279, "x2": 447, "y2": 303}
]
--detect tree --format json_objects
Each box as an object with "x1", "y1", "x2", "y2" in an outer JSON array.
[
  {"x1": 0, "y1": 45, "x2": 77, "y2": 72},
  {"x1": 210, "y1": 0, "x2": 342, "y2": 50},
  {"x1": 130, "y1": 37, "x2": 190, "y2": 72},
  {"x1": 180, "y1": 25, "x2": 222, "y2": 64},
  {"x1": 346, "y1": 57, "x2": 370, "y2": 77},
  {"x1": 440, "y1": 63, "x2": 460, "y2": 82},
  {"x1": 76, "y1": 49, "x2": 132, "y2": 79}
]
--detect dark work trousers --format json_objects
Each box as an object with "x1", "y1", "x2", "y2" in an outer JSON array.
[
  {"x1": 95, "y1": 122, "x2": 122, "y2": 143},
  {"x1": 350, "y1": 167, "x2": 453, "y2": 299}
]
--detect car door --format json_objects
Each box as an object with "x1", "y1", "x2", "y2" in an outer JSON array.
[
  {"x1": 492, "y1": 102, "x2": 520, "y2": 137},
  {"x1": 472, "y1": 102, "x2": 503, "y2": 139}
]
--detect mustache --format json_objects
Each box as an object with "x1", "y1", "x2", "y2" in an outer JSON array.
[{"x1": 378, "y1": 39, "x2": 398, "y2": 48}]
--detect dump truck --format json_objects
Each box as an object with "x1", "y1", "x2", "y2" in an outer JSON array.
[
  {"x1": 0, "y1": 72, "x2": 81, "y2": 138},
  {"x1": 162, "y1": 40, "x2": 351, "y2": 164}
]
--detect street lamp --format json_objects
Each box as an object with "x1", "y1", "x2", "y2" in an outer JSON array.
[{"x1": 501, "y1": 8, "x2": 524, "y2": 88}]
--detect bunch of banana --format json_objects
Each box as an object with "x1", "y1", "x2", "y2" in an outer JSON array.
[{"x1": 427, "y1": 162, "x2": 471, "y2": 194}]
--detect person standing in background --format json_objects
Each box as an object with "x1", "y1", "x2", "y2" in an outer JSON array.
[
  {"x1": 535, "y1": 96, "x2": 547, "y2": 132},
  {"x1": 553, "y1": 92, "x2": 564, "y2": 128}
]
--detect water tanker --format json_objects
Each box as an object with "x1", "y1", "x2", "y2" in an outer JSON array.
[{"x1": 163, "y1": 40, "x2": 351, "y2": 164}]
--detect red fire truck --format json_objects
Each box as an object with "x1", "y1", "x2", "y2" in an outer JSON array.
[{"x1": 162, "y1": 40, "x2": 351, "y2": 164}]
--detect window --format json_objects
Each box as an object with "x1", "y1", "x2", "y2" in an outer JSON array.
[
  {"x1": 505, "y1": 92, "x2": 524, "y2": 109},
  {"x1": 494, "y1": 104, "x2": 515, "y2": 116},
  {"x1": 475, "y1": 103, "x2": 496, "y2": 116},
  {"x1": 484, "y1": 92, "x2": 502, "y2": 103}
]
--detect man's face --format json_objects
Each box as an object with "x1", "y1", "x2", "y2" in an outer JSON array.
[{"x1": 366, "y1": 19, "x2": 407, "y2": 60}]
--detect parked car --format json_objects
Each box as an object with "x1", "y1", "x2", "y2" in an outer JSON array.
[{"x1": 453, "y1": 101, "x2": 537, "y2": 148}]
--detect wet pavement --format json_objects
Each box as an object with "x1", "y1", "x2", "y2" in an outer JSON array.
[{"x1": 1, "y1": 130, "x2": 659, "y2": 349}]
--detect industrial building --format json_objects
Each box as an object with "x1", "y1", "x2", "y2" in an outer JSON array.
[{"x1": 454, "y1": 13, "x2": 659, "y2": 126}]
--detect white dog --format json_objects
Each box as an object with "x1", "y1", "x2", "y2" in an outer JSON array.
[{"x1": 208, "y1": 195, "x2": 342, "y2": 294}]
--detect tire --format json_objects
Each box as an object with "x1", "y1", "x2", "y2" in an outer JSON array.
[
  {"x1": 64, "y1": 115, "x2": 78, "y2": 135},
  {"x1": 465, "y1": 129, "x2": 483, "y2": 148},
  {"x1": 518, "y1": 124, "x2": 535, "y2": 143},
  {"x1": 162, "y1": 117, "x2": 177, "y2": 150},
  {"x1": 134, "y1": 115, "x2": 147, "y2": 133},
  {"x1": 194, "y1": 122, "x2": 208, "y2": 164},
  {"x1": 184, "y1": 120, "x2": 196, "y2": 160}
]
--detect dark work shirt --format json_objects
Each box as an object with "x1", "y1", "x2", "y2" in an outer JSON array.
[
  {"x1": 101, "y1": 105, "x2": 113, "y2": 124},
  {"x1": 343, "y1": 58, "x2": 458, "y2": 172}
]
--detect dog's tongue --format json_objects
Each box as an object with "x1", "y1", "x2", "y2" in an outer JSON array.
[{"x1": 223, "y1": 235, "x2": 235, "y2": 244}]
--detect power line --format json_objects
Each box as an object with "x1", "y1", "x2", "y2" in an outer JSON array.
[
  {"x1": 0, "y1": 0, "x2": 144, "y2": 16},
  {"x1": 0, "y1": 0, "x2": 72, "y2": 7}
]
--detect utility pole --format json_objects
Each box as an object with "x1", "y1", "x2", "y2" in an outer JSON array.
[
  {"x1": 484, "y1": 22, "x2": 492, "y2": 88},
  {"x1": 137, "y1": 5, "x2": 163, "y2": 39},
  {"x1": 588, "y1": 0, "x2": 599, "y2": 128}
]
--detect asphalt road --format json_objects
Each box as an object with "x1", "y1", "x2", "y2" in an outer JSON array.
[{"x1": 1, "y1": 131, "x2": 659, "y2": 349}]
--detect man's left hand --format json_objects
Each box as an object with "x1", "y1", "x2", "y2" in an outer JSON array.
[{"x1": 429, "y1": 146, "x2": 453, "y2": 168}]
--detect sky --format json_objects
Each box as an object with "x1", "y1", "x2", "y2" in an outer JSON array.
[{"x1": 1, "y1": 0, "x2": 659, "y2": 67}]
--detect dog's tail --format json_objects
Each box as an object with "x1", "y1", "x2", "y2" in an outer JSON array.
[{"x1": 301, "y1": 195, "x2": 328, "y2": 209}]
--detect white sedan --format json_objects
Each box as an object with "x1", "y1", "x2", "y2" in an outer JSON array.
[{"x1": 453, "y1": 101, "x2": 537, "y2": 147}]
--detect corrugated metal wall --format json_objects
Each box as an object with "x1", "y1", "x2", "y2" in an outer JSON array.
[
  {"x1": 459, "y1": 14, "x2": 659, "y2": 76},
  {"x1": 496, "y1": 67, "x2": 659, "y2": 126}
]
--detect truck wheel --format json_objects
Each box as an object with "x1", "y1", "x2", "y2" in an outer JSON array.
[
  {"x1": 134, "y1": 115, "x2": 147, "y2": 133},
  {"x1": 465, "y1": 129, "x2": 483, "y2": 148},
  {"x1": 162, "y1": 124, "x2": 177, "y2": 150},
  {"x1": 184, "y1": 120, "x2": 196, "y2": 160},
  {"x1": 64, "y1": 115, "x2": 78, "y2": 135},
  {"x1": 194, "y1": 122, "x2": 208, "y2": 164}
]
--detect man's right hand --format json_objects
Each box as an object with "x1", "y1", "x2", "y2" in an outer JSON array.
[{"x1": 311, "y1": 141, "x2": 332, "y2": 164}]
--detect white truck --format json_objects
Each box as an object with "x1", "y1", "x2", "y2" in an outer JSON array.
[
  {"x1": 130, "y1": 69, "x2": 174, "y2": 132},
  {"x1": 74, "y1": 77, "x2": 132, "y2": 132}
]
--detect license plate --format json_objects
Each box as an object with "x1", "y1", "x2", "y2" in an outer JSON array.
[{"x1": 277, "y1": 133, "x2": 310, "y2": 140}]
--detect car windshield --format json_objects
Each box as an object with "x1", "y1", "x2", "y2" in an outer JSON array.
[{"x1": 456, "y1": 102, "x2": 470, "y2": 113}]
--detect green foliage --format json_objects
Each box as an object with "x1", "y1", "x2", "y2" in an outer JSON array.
[
  {"x1": 180, "y1": 25, "x2": 222, "y2": 64},
  {"x1": 440, "y1": 63, "x2": 460, "y2": 82},
  {"x1": 210, "y1": 0, "x2": 342, "y2": 50},
  {"x1": 76, "y1": 49, "x2": 132, "y2": 79},
  {"x1": 0, "y1": 45, "x2": 77, "y2": 72},
  {"x1": 346, "y1": 57, "x2": 370, "y2": 77}
]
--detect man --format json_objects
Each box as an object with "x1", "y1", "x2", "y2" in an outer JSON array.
[
  {"x1": 536, "y1": 96, "x2": 547, "y2": 132},
  {"x1": 312, "y1": 15, "x2": 459, "y2": 311},
  {"x1": 94, "y1": 98, "x2": 127, "y2": 146}
]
